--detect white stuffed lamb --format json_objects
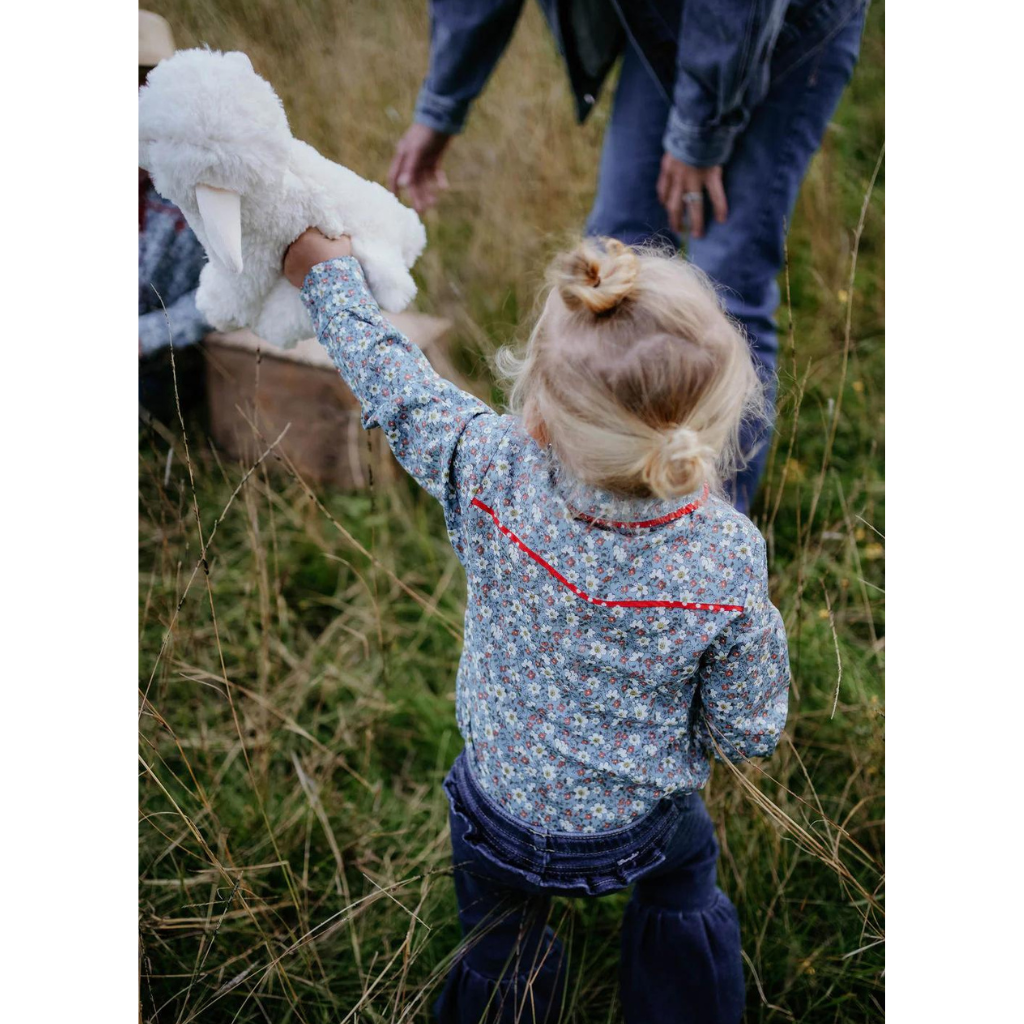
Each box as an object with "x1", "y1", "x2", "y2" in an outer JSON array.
[{"x1": 138, "y1": 49, "x2": 426, "y2": 347}]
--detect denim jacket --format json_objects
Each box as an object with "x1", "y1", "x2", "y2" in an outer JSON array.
[{"x1": 414, "y1": 0, "x2": 867, "y2": 167}]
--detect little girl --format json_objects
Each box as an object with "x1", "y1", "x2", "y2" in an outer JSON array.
[{"x1": 284, "y1": 230, "x2": 790, "y2": 1024}]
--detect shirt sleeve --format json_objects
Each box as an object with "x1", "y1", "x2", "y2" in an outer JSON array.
[
  {"x1": 138, "y1": 288, "x2": 209, "y2": 356},
  {"x1": 697, "y1": 530, "x2": 790, "y2": 761},
  {"x1": 413, "y1": 0, "x2": 526, "y2": 135},
  {"x1": 663, "y1": 0, "x2": 788, "y2": 167},
  {"x1": 300, "y1": 256, "x2": 503, "y2": 548}
]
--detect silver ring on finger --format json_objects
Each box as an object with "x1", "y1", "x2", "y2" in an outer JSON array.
[{"x1": 683, "y1": 191, "x2": 703, "y2": 205}]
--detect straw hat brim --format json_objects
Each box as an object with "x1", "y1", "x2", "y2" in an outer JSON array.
[{"x1": 139, "y1": 10, "x2": 175, "y2": 67}]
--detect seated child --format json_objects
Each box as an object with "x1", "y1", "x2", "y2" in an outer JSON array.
[
  {"x1": 138, "y1": 166, "x2": 207, "y2": 359},
  {"x1": 138, "y1": 10, "x2": 208, "y2": 417},
  {"x1": 284, "y1": 229, "x2": 790, "y2": 1024}
]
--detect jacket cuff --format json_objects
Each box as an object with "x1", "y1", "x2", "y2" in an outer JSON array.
[
  {"x1": 662, "y1": 108, "x2": 741, "y2": 168},
  {"x1": 413, "y1": 85, "x2": 469, "y2": 136}
]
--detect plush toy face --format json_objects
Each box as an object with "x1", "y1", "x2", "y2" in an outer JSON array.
[
  {"x1": 139, "y1": 49, "x2": 291, "y2": 193},
  {"x1": 139, "y1": 49, "x2": 293, "y2": 271}
]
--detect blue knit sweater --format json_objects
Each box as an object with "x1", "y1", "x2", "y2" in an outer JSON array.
[{"x1": 138, "y1": 172, "x2": 208, "y2": 355}]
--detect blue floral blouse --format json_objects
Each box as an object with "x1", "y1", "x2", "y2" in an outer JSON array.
[{"x1": 302, "y1": 257, "x2": 790, "y2": 834}]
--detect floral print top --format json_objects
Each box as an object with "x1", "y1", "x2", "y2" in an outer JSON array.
[{"x1": 302, "y1": 257, "x2": 790, "y2": 834}]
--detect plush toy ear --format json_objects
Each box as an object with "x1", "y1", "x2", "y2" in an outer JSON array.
[
  {"x1": 228, "y1": 51, "x2": 254, "y2": 73},
  {"x1": 195, "y1": 184, "x2": 243, "y2": 273}
]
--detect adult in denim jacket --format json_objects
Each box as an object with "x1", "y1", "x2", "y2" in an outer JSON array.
[{"x1": 390, "y1": 0, "x2": 868, "y2": 513}]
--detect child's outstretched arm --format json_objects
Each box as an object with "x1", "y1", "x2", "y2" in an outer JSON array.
[
  {"x1": 285, "y1": 230, "x2": 501, "y2": 542},
  {"x1": 697, "y1": 533, "x2": 791, "y2": 762}
]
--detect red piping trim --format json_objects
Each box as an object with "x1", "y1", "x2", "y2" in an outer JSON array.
[
  {"x1": 571, "y1": 483, "x2": 709, "y2": 529},
  {"x1": 471, "y1": 498, "x2": 743, "y2": 612}
]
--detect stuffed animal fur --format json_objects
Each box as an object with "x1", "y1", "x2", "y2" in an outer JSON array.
[{"x1": 138, "y1": 49, "x2": 426, "y2": 347}]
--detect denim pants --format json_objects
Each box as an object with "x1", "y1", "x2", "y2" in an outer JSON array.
[
  {"x1": 434, "y1": 752, "x2": 743, "y2": 1023},
  {"x1": 587, "y1": 8, "x2": 866, "y2": 512}
]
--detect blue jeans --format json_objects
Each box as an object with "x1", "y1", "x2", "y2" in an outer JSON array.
[
  {"x1": 434, "y1": 752, "x2": 743, "y2": 1023},
  {"x1": 587, "y1": 8, "x2": 866, "y2": 513}
]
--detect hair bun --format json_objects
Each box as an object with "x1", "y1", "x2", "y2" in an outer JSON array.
[
  {"x1": 553, "y1": 237, "x2": 639, "y2": 315},
  {"x1": 641, "y1": 424, "x2": 713, "y2": 498}
]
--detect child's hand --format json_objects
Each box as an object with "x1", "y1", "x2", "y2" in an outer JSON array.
[{"x1": 283, "y1": 229, "x2": 353, "y2": 288}]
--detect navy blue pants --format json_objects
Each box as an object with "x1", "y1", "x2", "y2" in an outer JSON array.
[
  {"x1": 587, "y1": 9, "x2": 865, "y2": 512},
  {"x1": 435, "y1": 753, "x2": 743, "y2": 1023}
]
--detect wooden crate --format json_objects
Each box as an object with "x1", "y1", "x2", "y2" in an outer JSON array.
[{"x1": 203, "y1": 312, "x2": 461, "y2": 490}]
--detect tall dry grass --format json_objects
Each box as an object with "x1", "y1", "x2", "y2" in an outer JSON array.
[{"x1": 139, "y1": 2, "x2": 884, "y2": 1020}]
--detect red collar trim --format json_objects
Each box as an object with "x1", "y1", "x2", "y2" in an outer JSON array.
[
  {"x1": 570, "y1": 483, "x2": 708, "y2": 530},
  {"x1": 471, "y1": 497, "x2": 742, "y2": 613}
]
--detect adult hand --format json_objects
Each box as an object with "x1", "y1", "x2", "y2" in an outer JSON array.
[
  {"x1": 387, "y1": 123, "x2": 452, "y2": 214},
  {"x1": 656, "y1": 155, "x2": 728, "y2": 239},
  {"x1": 283, "y1": 229, "x2": 353, "y2": 288}
]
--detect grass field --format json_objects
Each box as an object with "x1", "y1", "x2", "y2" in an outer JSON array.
[{"x1": 139, "y1": 2, "x2": 885, "y2": 1020}]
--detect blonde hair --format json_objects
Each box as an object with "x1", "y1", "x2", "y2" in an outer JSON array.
[{"x1": 495, "y1": 238, "x2": 765, "y2": 499}]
